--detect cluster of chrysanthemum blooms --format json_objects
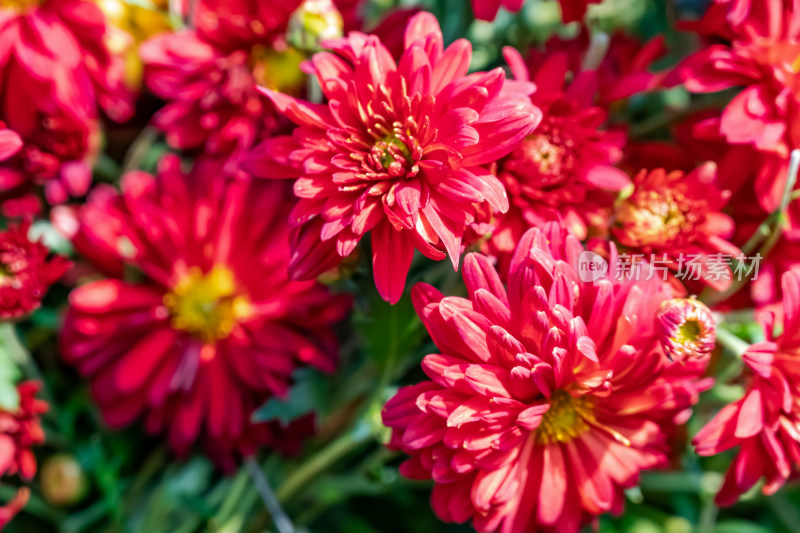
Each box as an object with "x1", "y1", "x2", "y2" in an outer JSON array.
[{"x1": 1, "y1": 0, "x2": 800, "y2": 530}]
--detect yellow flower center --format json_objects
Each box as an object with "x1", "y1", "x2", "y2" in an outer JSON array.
[
  {"x1": 536, "y1": 390, "x2": 595, "y2": 444},
  {"x1": 163, "y1": 266, "x2": 251, "y2": 343},
  {"x1": 250, "y1": 45, "x2": 306, "y2": 95},
  {"x1": 1, "y1": 0, "x2": 41, "y2": 13},
  {"x1": 616, "y1": 190, "x2": 693, "y2": 246},
  {"x1": 526, "y1": 135, "x2": 564, "y2": 175},
  {"x1": 676, "y1": 320, "x2": 702, "y2": 344}
]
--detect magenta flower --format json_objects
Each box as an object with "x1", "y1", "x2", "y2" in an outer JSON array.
[
  {"x1": 669, "y1": 0, "x2": 800, "y2": 156},
  {"x1": 59, "y1": 156, "x2": 350, "y2": 466},
  {"x1": 382, "y1": 224, "x2": 711, "y2": 532},
  {"x1": 246, "y1": 12, "x2": 541, "y2": 303},
  {"x1": 694, "y1": 271, "x2": 800, "y2": 505}
]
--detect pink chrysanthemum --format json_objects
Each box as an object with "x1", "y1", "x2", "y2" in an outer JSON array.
[
  {"x1": 612, "y1": 163, "x2": 741, "y2": 291},
  {"x1": 481, "y1": 45, "x2": 628, "y2": 273},
  {"x1": 0, "y1": 220, "x2": 70, "y2": 320},
  {"x1": 0, "y1": 0, "x2": 133, "y2": 123},
  {"x1": 656, "y1": 298, "x2": 716, "y2": 362},
  {"x1": 0, "y1": 381, "x2": 48, "y2": 530},
  {"x1": 59, "y1": 156, "x2": 350, "y2": 465},
  {"x1": 693, "y1": 270, "x2": 800, "y2": 505},
  {"x1": 140, "y1": 0, "x2": 309, "y2": 170},
  {"x1": 668, "y1": 0, "x2": 800, "y2": 156},
  {"x1": 246, "y1": 12, "x2": 541, "y2": 303},
  {"x1": 382, "y1": 224, "x2": 711, "y2": 533}
]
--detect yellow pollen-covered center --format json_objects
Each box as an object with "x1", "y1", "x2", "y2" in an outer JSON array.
[
  {"x1": 619, "y1": 190, "x2": 690, "y2": 245},
  {"x1": 250, "y1": 45, "x2": 306, "y2": 95},
  {"x1": 676, "y1": 320, "x2": 702, "y2": 344},
  {"x1": 526, "y1": 135, "x2": 564, "y2": 174},
  {"x1": 1, "y1": 0, "x2": 41, "y2": 12},
  {"x1": 163, "y1": 266, "x2": 251, "y2": 343},
  {"x1": 536, "y1": 390, "x2": 595, "y2": 444}
]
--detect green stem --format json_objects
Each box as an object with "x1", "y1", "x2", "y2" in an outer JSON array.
[
  {"x1": 215, "y1": 467, "x2": 250, "y2": 525},
  {"x1": 701, "y1": 149, "x2": 800, "y2": 307},
  {"x1": 714, "y1": 327, "x2": 750, "y2": 358},
  {"x1": 697, "y1": 497, "x2": 718, "y2": 533},
  {"x1": 275, "y1": 422, "x2": 373, "y2": 503}
]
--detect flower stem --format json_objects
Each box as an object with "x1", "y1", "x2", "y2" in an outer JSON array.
[
  {"x1": 245, "y1": 456, "x2": 296, "y2": 533},
  {"x1": 275, "y1": 421, "x2": 373, "y2": 503},
  {"x1": 714, "y1": 327, "x2": 750, "y2": 358},
  {"x1": 701, "y1": 149, "x2": 800, "y2": 307}
]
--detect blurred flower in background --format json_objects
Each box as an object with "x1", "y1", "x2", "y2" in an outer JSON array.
[
  {"x1": 59, "y1": 155, "x2": 350, "y2": 467},
  {"x1": 0, "y1": 0, "x2": 134, "y2": 214},
  {"x1": 0, "y1": 220, "x2": 71, "y2": 320},
  {"x1": 0, "y1": 381, "x2": 47, "y2": 529},
  {"x1": 139, "y1": 0, "x2": 319, "y2": 171}
]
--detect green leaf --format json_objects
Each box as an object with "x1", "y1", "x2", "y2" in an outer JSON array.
[
  {"x1": 714, "y1": 520, "x2": 773, "y2": 533},
  {"x1": 251, "y1": 368, "x2": 330, "y2": 424}
]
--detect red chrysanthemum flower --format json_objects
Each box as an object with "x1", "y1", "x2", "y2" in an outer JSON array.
[
  {"x1": 382, "y1": 224, "x2": 711, "y2": 533},
  {"x1": 693, "y1": 270, "x2": 800, "y2": 505},
  {"x1": 0, "y1": 220, "x2": 70, "y2": 320},
  {"x1": 611, "y1": 163, "x2": 741, "y2": 291},
  {"x1": 0, "y1": 381, "x2": 48, "y2": 530},
  {"x1": 246, "y1": 12, "x2": 541, "y2": 303},
  {"x1": 140, "y1": 0, "x2": 309, "y2": 170},
  {"x1": 0, "y1": 106, "x2": 98, "y2": 216},
  {"x1": 0, "y1": 0, "x2": 133, "y2": 123},
  {"x1": 481, "y1": 45, "x2": 628, "y2": 273},
  {"x1": 59, "y1": 155, "x2": 350, "y2": 465},
  {"x1": 668, "y1": 0, "x2": 800, "y2": 156}
]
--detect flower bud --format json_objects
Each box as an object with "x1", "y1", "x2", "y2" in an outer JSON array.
[
  {"x1": 657, "y1": 298, "x2": 715, "y2": 361},
  {"x1": 40, "y1": 454, "x2": 88, "y2": 507}
]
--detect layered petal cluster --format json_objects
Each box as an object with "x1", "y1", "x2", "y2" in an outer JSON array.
[
  {"x1": 0, "y1": 0, "x2": 133, "y2": 123},
  {"x1": 0, "y1": 220, "x2": 71, "y2": 320},
  {"x1": 59, "y1": 155, "x2": 350, "y2": 465},
  {"x1": 612, "y1": 163, "x2": 741, "y2": 291},
  {"x1": 382, "y1": 225, "x2": 711, "y2": 533},
  {"x1": 0, "y1": 381, "x2": 48, "y2": 530},
  {"x1": 0, "y1": 0, "x2": 131, "y2": 212},
  {"x1": 483, "y1": 44, "x2": 628, "y2": 273},
  {"x1": 694, "y1": 271, "x2": 800, "y2": 505},
  {"x1": 140, "y1": 0, "x2": 309, "y2": 170},
  {"x1": 656, "y1": 298, "x2": 716, "y2": 362},
  {"x1": 246, "y1": 12, "x2": 541, "y2": 303},
  {"x1": 669, "y1": 0, "x2": 800, "y2": 156},
  {"x1": 0, "y1": 107, "x2": 98, "y2": 216}
]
